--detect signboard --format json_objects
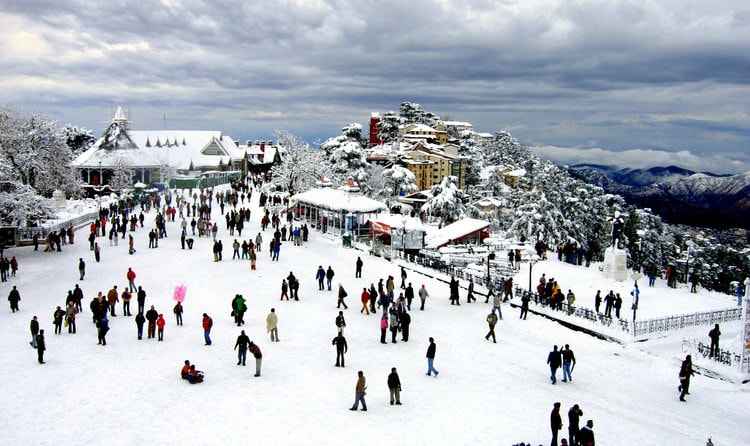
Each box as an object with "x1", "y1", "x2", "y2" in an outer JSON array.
[
  {"x1": 391, "y1": 228, "x2": 425, "y2": 250},
  {"x1": 741, "y1": 277, "x2": 750, "y2": 374}
]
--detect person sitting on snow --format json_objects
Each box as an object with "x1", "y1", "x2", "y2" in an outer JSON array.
[
  {"x1": 186, "y1": 364, "x2": 204, "y2": 384},
  {"x1": 181, "y1": 360, "x2": 191, "y2": 379}
]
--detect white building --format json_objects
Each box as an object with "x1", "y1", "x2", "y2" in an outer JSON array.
[{"x1": 72, "y1": 107, "x2": 267, "y2": 186}]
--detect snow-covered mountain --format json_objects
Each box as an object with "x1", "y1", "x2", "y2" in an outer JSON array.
[{"x1": 568, "y1": 164, "x2": 750, "y2": 228}]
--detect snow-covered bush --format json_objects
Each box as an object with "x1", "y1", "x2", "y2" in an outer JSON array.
[{"x1": 422, "y1": 176, "x2": 466, "y2": 225}]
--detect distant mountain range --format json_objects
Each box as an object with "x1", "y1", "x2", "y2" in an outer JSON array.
[{"x1": 566, "y1": 164, "x2": 750, "y2": 228}]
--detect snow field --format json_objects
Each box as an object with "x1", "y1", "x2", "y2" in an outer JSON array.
[{"x1": 0, "y1": 190, "x2": 748, "y2": 446}]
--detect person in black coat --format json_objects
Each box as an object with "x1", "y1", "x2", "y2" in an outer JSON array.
[
  {"x1": 36, "y1": 330, "x2": 46, "y2": 364},
  {"x1": 400, "y1": 311, "x2": 411, "y2": 342},
  {"x1": 8, "y1": 286, "x2": 20, "y2": 312},
  {"x1": 426, "y1": 337, "x2": 439, "y2": 376},
  {"x1": 568, "y1": 404, "x2": 583, "y2": 446},
  {"x1": 234, "y1": 330, "x2": 250, "y2": 366},
  {"x1": 678, "y1": 354, "x2": 694, "y2": 401},
  {"x1": 547, "y1": 345, "x2": 562, "y2": 384},
  {"x1": 137, "y1": 287, "x2": 147, "y2": 314},
  {"x1": 337, "y1": 285, "x2": 349, "y2": 310},
  {"x1": 29, "y1": 316, "x2": 39, "y2": 348},
  {"x1": 326, "y1": 266, "x2": 335, "y2": 291},
  {"x1": 369, "y1": 284, "x2": 378, "y2": 314},
  {"x1": 332, "y1": 333, "x2": 348, "y2": 367},
  {"x1": 135, "y1": 312, "x2": 146, "y2": 340},
  {"x1": 355, "y1": 257, "x2": 363, "y2": 278},
  {"x1": 78, "y1": 258, "x2": 85, "y2": 280},
  {"x1": 550, "y1": 402, "x2": 563, "y2": 446},
  {"x1": 73, "y1": 285, "x2": 84, "y2": 313},
  {"x1": 449, "y1": 277, "x2": 460, "y2": 306},
  {"x1": 53, "y1": 306, "x2": 65, "y2": 335},
  {"x1": 520, "y1": 292, "x2": 529, "y2": 320},
  {"x1": 335, "y1": 311, "x2": 346, "y2": 333},
  {"x1": 387, "y1": 367, "x2": 402, "y2": 405},
  {"x1": 466, "y1": 279, "x2": 476, "y2": 303},
  {"x1": 578, "y1": 420, "x2": 595, "y2": 446},
  {"x1": 405, "y1": 283, "x2": 414, "y2": 311},
  {"x1": 708, "y1": 324, "x2": 721, "y2": 358},
  {"x1": 145, "y1": 306, "x2": 159, "y2": 339}
]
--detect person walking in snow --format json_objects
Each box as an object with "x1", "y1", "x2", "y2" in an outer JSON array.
[
  {"x1": 53, "y1": 306, "x2": 65, "y2": 335},
  {"x1": 135, "y1": 311, "x2": 145, "y2": 340},
  {"x1": 332, "y1": 332, "x2": 348, "y2": 367},
  {"x1": 235, "y1": 330, "x2": 250, "y2": 366},
  {"x1": 614, "y1": 293, "x2": 623, "y2": 319},
  {"x1": 280, "y1": 279, "x2": 289, "y2": 301},
  {"x1": 568, "y1": 404, "x2": 583, "y2": 446},
  {"x1": 388, "y1": 367, "x2": 402, "y2": 405},
  {"x1": 405, "y1": 283, "x2": 414, "y2": 311},
  {"x1": 8, "y1": 286, "x2": 20, "y2": 313},
  {"x1": 547, "y1": 345, "x2": 562, "y2": 384},
  {"x1": 121, "y1": 289, "x2": 132, "y2": 316},
  {"x1": 678, "y1": 354, "x2": 694, "y2": 401},
  {"x1": 389, "y1": 309, "x2": 399, "y2": 343},
  {"x1": 146, "y1": 306, "x2": 158, "y2": 339},
  {"x1": 349, "y1": 371, "x2": 367, "y2": 411},
  {"x1": 520, "y1": 292, "x2": 530, "y2": 320},
  {"x1": 137, "y1": 286, "x2": 146, "y2": 314},
  {"x1": 400, "y1": 310, "x2": 411, "y2": 342},
  {"x1": 466, "y1": 278, "x2": 476, "y2": 303},
  {"x1": 202, "y1": 313, "x2": 213, "y2": 345},
  {"x1": 355, "y1": 257, "x2": 363, "y2": 278},
  {"x1": 426, "y1": 337, "x2": 439, "y2": 377},
  {"x1": 561, "y1": 344, "x2": 576, "y2": 382},
  {"x1": 173, "y1": 301, "x2": 183, "y2": 326},
  {"x1": 335, "y1": 311, "x2": 346, "y2": 333},
  {"x1": 248, "y1": 341, "x2": 262, "y2": 377},
  {"x1": 316, "y1": 266, "x2": 325, "y2": 291},
  {"x1": 337, "y1": 284, "x2": 349, "y2": 310},
  {"x1": 326, "y1": 266, "x2": 335, "y2": 291},
  {"x1": 550, "y1": 402, "x2": 563, "y2": 446},
  {"x1": 449, "y1": 276, "x2": 460, "y2": 306},
  {"x1": 418, "y1": 284, "x2": 429, "y2": 311},
  {"x1": 156, "y1": 314, "x2": 166, "y2": 341},
  {"x1": 66, "y1": 302, "x2": 77, "y2": 334},
  {"x1": 400, "y1": 266, "x2": 407, "y2": 289},
  {"x1": 126, "y1": 268, "x2": 136, "y2": 292},
  {"x1": 380, "y1": 314, "x2": 388, "y2": 344},
  {"x1": 594, "y1": 290, "x2": 602, "y2": 314},
  {"x1": 266, "y1": 308, "x2": 279, "y2": 342},
  {"x1": 492, "y1": 290, "x2": 503, "y2": 319},
  {"x1": 360, "y1": 288, "x2": 370, "y2": 315},
  {"x1": 29, "y1": 316, "x2": 39, "y2": 348},
  {"x1": 36, "y1": 329, "x2": 46, "y2": 364},
  {"x1": 708, "y1": 324, "x2": 721, "y2": 358},
  {"x1": 485, "y1": 311, "x2": 498, "y2": 343},
  {"x1": 97, "y1": 314, "x2": 109, "y2": 346}
]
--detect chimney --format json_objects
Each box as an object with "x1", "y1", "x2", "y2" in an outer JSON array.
[{"x1": 260, "y1": 142, "x2": 265, "y2": 152}]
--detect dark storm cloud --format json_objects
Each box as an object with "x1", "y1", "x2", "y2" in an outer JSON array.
[{"x1": 1, "y1": 0, "x2": 749, "y2": 172}]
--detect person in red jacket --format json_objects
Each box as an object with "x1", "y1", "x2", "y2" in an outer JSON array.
[
  {"x1": 360, "y1": 288, "x2": 370, "y2": 315},
  {"x1": 156, "y1": 314, "x2": 166, "y2": 341},
  {"x1": 180, "y1": 360, "x2": 191, "y2": 379},
  {"x1": 126, "y1": 268, "x2": 136, "y2": 292},
  {"x1": 202, "y1": 313, "x2": 213, "y2": 345}
]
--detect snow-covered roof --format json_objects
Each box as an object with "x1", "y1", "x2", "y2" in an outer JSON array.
[
  {"x1": 442, "y1": 121, "x2": 473, "y2": 128},
  {"x1": 505, "y1": 168, "x2": 527, "y2": 177},
  {"x1": 73, "y1": 129, "x2": 243, "y2": 170},
  {"x1": 291, "y1": 188, "x2": 386, "y2": 213},
  {"x1": 426, "y1": 218, "x2": 491, "y2": 249},
  {"x1": 402, "y1": 123, "x2": 437, "y2": 133},
  {"x1": 372, "y1": 214, "x2": 432, "y2": 232}
]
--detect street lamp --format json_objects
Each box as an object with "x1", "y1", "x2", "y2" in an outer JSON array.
[{"x1": 486, "y1": 251, "x2": 496, "y2": 288}]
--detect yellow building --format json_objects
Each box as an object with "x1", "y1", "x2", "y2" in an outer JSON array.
[{"x1": 402, "y1": 142, "x2": 466, "y2": 190}]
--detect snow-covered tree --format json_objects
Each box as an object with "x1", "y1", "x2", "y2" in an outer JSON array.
[
  {"x1": 110, "y1": 157, "x2": 134, "y2": 191},
  {"x1": 422, "y1": 176, "x2": 466, "y2": 225},
  {"x1": 380, "y1": 165, "x2": 417, "y2": 200},
  {"x1": 0, "y1": 183, "x2": 54, "y2": 226},
  {"x1": 63, "y1": 125, "x2": 96, "y2": 157},
  {"x1": 457, "y1": 136, "x2": 484, "y2": 187},
  {"x1": 0, "y1": 109, "x2": 81, "y2": 198},
  {"x1": 270, "y1": 130, "x2": 332, "y2": 195},
  {"x1": 320, "y1": 123, "x2": 369, "y2": 179},
  {"x1": 376, "y1": 111, "x2": 401, "y2": 143}
]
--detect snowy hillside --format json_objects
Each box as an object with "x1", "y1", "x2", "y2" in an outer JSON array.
[{"x1": 1, "y1": 186, "x2": 748, "y2": 446}]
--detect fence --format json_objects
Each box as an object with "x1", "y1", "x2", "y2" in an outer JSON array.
[
  {"x1": 632, "y1": 308, "x2": 741, "y2": 338},
  {"x1": 16, "y1": 211, "x2": 100, "y2": 243},
  {"x1": 515, "y1": 287, "x2": 632, "y2": 333}
]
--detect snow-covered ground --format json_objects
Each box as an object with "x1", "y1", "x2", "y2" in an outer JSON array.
[
  {"x1": 41, "y1": 195, "x2": 116, "y2": 228},
  {"x1": 1, "y1": 189, "x2": 748, "y2": 446}
]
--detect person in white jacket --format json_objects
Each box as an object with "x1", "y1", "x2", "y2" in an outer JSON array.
[{"x1": 266, "y1": 308, "x2": 279, "y2": 342}]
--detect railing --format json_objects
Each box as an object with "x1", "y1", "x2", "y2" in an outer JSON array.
[
  {"x1": 16, "y1": 211, "x2": 100, "y2": 241},
  {"x1": 515, "y1": 287, "x2": 631, "y2": 333},
  {"x1": 632, "y1": 308, "x2": 741, "y2": 338},
  {"x1": 695, "y1": 342, "x2": 746, "y2": 368}
]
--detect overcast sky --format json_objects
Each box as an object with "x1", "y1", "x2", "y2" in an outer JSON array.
[{"x1": 1, "y1": 0, "x2": 749, "y2": 173}]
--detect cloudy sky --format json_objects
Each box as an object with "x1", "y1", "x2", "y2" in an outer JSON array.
[{"x1": 1, "y1": 0, "x2": 749, "y2": 173}]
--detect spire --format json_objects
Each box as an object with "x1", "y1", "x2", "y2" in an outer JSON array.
[{"x1": 111, "y1": 106, "x2": 129, "y2": 130}]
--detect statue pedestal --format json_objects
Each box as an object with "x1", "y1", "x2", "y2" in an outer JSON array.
[{"x1": 603, "y1": 247, "x2": 628, "y2": 282}]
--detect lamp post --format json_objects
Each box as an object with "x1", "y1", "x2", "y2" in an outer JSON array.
[
  {"x1": 684, "y1": 240, "x2": 695, "y2": 286},
  {"x1": 525, "y1": 247, "x2": 539, "y2": 293},
  {"x1": 486, "y1": 252, "x2": 496, "y2": 289}
]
